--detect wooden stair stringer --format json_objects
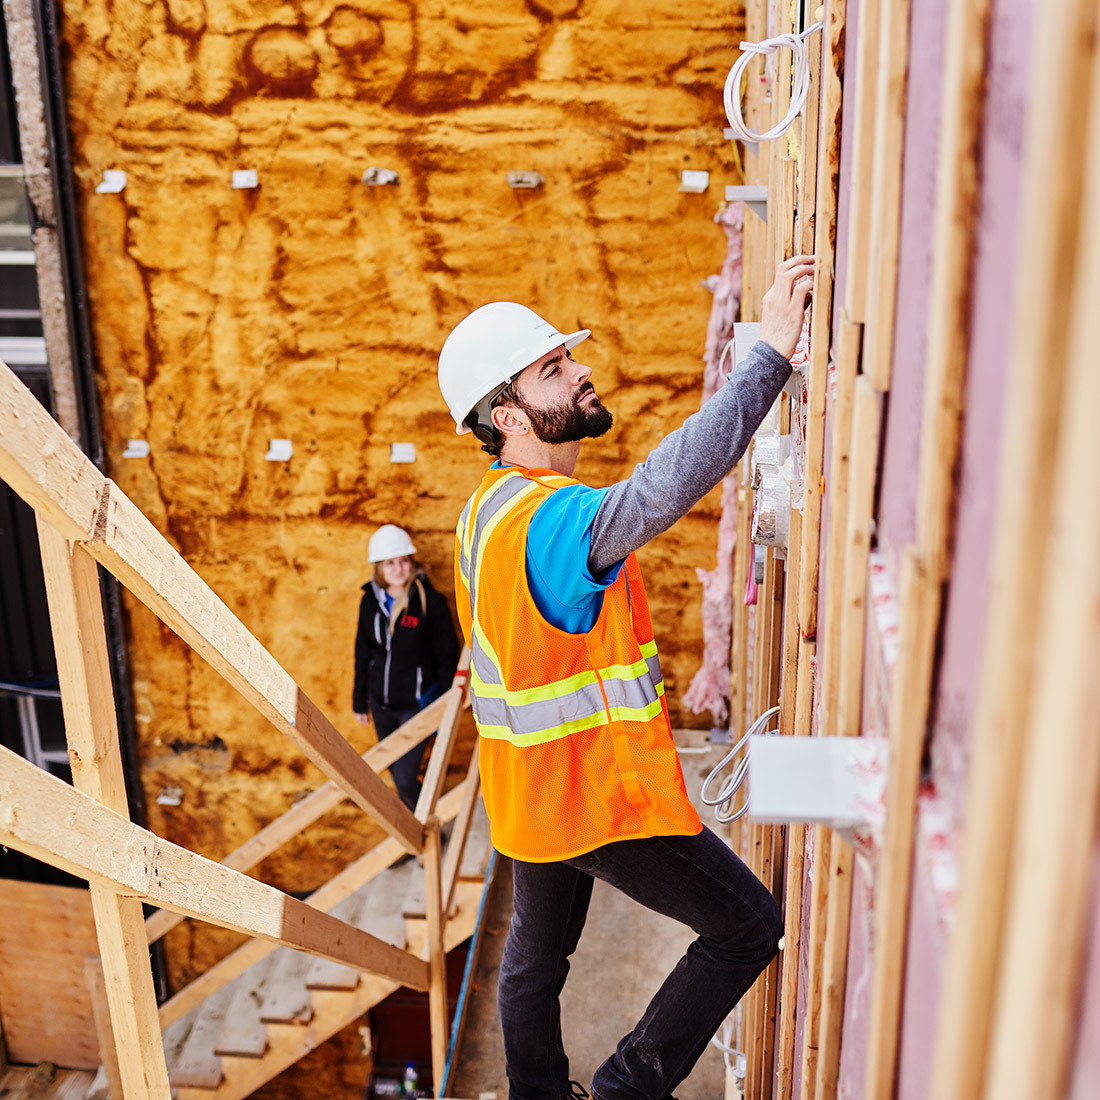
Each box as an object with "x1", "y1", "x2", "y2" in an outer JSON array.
[{"x1": 174, "y1": 878, "x2": 486, "y2": 1100}]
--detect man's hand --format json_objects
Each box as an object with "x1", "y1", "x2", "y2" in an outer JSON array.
[
  {"x1": 759, "y1": 253, "x2": 815, "y2": 360},
  {"x1": 355, "y1": 712, "x2": 370, "y2": 726}
]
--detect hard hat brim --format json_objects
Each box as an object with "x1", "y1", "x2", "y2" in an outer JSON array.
[{"x1": 454, "y1": 327, "x2": 592, "y2": 434}]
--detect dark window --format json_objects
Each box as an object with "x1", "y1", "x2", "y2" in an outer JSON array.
[{"x1": 0, "y1": 8, "x2": 22, "y2": 164}]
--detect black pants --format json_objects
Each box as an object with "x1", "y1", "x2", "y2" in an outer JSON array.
[
  {"x1": 370, "y1": 700, "x2": 428, "y2": 811},
  {"x1": 500, "y1": 826, "x2": 783, "y2": 1100}
]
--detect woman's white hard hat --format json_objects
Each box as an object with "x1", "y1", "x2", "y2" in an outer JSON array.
[
  {"x1": 438, "y1": 302, "x2": 590, "y2": 435},
  {"x1": 369, "y1": 524, "x2": 416, "y2": 563}
]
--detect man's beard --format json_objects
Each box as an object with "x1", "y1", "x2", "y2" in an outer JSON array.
[{"x1": 518, "y1": 382, "x2": 614, "y2": 444}]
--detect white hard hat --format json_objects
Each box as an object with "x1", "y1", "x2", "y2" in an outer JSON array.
[
  {"x1": 369, "y1": 524, "x2": 416, "y2": 563},
  {"x1": 438, "y1": 302, "x2": 590, "y2": 436}
]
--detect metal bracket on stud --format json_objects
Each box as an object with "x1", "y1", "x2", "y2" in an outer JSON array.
[
  {"x1": 725, "y1": 185, "x2": 768, "y2": 223},
  {"x1": 723, "y1": 128, "x2": 759, "y2": 160}
]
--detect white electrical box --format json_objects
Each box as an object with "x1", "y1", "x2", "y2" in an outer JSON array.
[{"x1": 747, "y1": 735, "x2": 888, "y2": 828}]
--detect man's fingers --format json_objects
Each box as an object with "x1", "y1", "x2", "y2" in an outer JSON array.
[{"x1": 779, "y1": 252, "x2": 815, "y2": 270}]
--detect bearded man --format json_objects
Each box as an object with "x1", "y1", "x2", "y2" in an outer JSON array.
[{"x1": 437, "y1": 255, "x2": 815, "y2": 1100}]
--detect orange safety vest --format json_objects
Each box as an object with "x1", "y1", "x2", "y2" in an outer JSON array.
[{"x1": 455, "y1": 464, "x2": 702, "y2": 863}]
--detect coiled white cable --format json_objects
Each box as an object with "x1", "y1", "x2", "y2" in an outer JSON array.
[
  {"x1": 700, "y1": 705, "x2": 781, "y2": 822},
  {"x1": 710, "y1": 1011, "x2": 747, "y2": 1080},
  {"x1": 723, "y1": 22, "x2": 824, "y2": 144}
]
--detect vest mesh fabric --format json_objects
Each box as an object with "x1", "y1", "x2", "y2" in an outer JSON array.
[{"x1": 455, "y1": 465, "x2": 702, "y2": 862}]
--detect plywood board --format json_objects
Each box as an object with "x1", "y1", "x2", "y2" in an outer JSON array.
[
  {"x1": 0, "y1": 880, "x2": 100, "y2": 1069},
  {"x1": 169, "y1": 984, "x2": 233, "y2": 1089},
  {"x1": 213, "y1": 953, "x2": 278, "y2": 1058},
  {"x1": 257, "y1": 950, "x2": 314, "y2": 1025}
]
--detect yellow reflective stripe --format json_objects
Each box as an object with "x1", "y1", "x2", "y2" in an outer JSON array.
[
  {"x1": 475, "y1": 696, "x2": 665, "y2": 748},
  {"x1": 471, "y1": 654, "x2": 659, "y2": 703},
  {"x1": 468, "y1": 474, "x2": 540, "y2": 675}
]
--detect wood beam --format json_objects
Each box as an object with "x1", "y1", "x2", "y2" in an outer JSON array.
[
  {"x1": 424, "y1": 817, "x2": 448, "y2": 1092},
  {"x1": 863, "y1": 0, "x2": 913, "y2": 390},
  {"x1": 982, "y1": 63, "x2": 1100, "y2": 1094},
  {"x1": 414, "y1": 651, "x2": 470, "y2": 821},
  {"x1": 0, "y1": 744, "x2": 430, "y2": 992},
  {"x1": 144, "y1": 687, "x2": 460, "y2": 945},
  {"x1": 37, "y1": 524, "x2": 171, "y2": 1100},
  {"x1": 442, "y1": 744, "x2": 482, "y2": 916},
  {"x1": 929, "y1": 0, "x2": 1099, "y2": 1092},
  {"x1": 796, "y1": 0, "x2": 847, "y2": 645},
  {"x1": 0, "y1": 363, "x2": 423, "y2": 855},
  {"x1": 157, "y1": 779, "x2": 470, "y2": 1029}
]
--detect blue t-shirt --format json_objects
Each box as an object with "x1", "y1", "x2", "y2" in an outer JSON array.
[{"x1": 493, "y1": 462, "x2": 625, "y2": 634}]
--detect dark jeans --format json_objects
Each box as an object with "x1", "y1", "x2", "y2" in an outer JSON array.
[
  {"x1": 499, "y1": 826, "x2": 783, "y2": 1100},
  {"x1": 371, "y1": 701, "x2": 428, "y2": 811}
]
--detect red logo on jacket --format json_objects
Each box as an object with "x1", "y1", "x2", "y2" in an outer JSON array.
[{"x1": 399, "y1": 614, "x2": 420, "y2": 629}]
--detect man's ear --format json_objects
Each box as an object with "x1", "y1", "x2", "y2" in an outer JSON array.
[{"x1": 491, "y1": 402, "x2": 528, "y2": 438}]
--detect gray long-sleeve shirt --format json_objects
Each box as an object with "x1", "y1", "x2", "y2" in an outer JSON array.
[{"x1": 588, "y1": 339, "x2": 792, "y2": 574}]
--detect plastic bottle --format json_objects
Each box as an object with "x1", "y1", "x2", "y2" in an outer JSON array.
[{"x1": 401, "y1": 1062, "x2": 419, "y2": 1098}]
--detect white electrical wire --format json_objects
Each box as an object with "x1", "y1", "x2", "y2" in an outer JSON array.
[
  {"x1": 723, "y1": 22, "x2": 824, "y2": 144},
  {"x1": 710, "y1": 1011, "x2": 747, "y2": 1080},
  {"x1": 700, "y1": 705, "x2": 780, "y2": 822}
]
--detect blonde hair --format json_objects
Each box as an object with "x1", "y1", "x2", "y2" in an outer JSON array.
[{"x1": 374, "y1": 561, "x2": 427, "y2": 634}]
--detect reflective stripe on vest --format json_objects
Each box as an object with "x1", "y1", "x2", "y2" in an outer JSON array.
[{"x1": 463, "y1": 468, "x2": 666, "y2": 748}]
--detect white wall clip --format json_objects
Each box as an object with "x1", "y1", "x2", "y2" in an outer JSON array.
[
  {"x1": 122, "y1": 439, "x2": 150, "y2": 459},
  {"x1": 362, "y1": 167, "x2": 399, "y2": 186},
  {"x1": 506, "y1": 171, "x2": 544, "y2": 189},
  {"x1": 232, "y1": 169, "x2": 259, "y2": 190},
  {"x1": 265, "y1": 439, "x2": 293, "y2": 461},
  {"x1": 679, "y1": 170, "x2": 710, "y2": 194},
  {"x1": 390, "y1": 442, "x2": 416, "y2": 463},
  {"x1": 95, "y1": 170, "x2": 127, "y2": 194}
]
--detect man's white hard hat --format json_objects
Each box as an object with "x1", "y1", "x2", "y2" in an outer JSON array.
[
  {"x1": 438, "y1": 302, "x2": 591, "y2": 435},
  {"x1": 369, "y1": 524, "x2": 416, "y2": 563}
]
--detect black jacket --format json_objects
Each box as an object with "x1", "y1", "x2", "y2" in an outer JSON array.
[{"x1": 352, "y1": 573, "x2": 460, "y2": 714}]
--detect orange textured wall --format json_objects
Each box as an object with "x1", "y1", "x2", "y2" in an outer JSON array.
[{"x1": 60, "y1": 0, "x2": 744, "y2": 1003}]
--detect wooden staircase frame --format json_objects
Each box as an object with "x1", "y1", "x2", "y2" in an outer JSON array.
[{"x1": 0, "y1": 358, "x2": 477, "y2": 1098}]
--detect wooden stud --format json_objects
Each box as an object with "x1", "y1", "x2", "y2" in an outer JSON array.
[
  {"x1": 779, "y1": 510, "x2": 803, "y2": 737},
  {"x1": 442, "y1": 743, "x2": 482, "y2": 916},
  {"x1": 156, "y1": 778, "x2": 470, "y2": 1028},
  {"x1": 0, "y1": 362, "x2": 102, "y2": 543},
  {"x1": 414, "y1": 653, "x2": 471, "y2": 821},
  {"x1": 982, "y1": 67, "x2": 1100, "y2": 1094},
  {"x1": 144, "y1": 683, "x2": 464, "y2": 946},
  {"x1": 775, "y1": 821, "x2": 806, "y2": 1099},
  {"x1": 840, "y1": 0, "x2": 882, "y2": 323},
  {"x1": 730, "y1": 479, "x2": 752, "y2": 738},
  {"x1": 0, "y1": 744, "x2": 431, "y2": 991},
  {"x1": 424, "y1": 817, "x2": 449, "y2": 1092},
  {"x1": 37, "y1": 524, "x2": 171, "y2": 1100},
  {"x1": 796, "y1": 10, "x2": 823, "y2": 257},
  {"x1": 863, "y1": 548, "x2": 940, "y2": 1097},
  {"x1": 812, "y1": 842, "x2": 854, "y2": 1100},
  {"x1": 836, "y1": 378, "x2": 881, "y2": 737},
  {"x1": 0, "y1": 373, "x2": 426, "y2": 855},
  {"x1": 810, "y1": 378, "x2": 882, "y2": 1096},
  {"x1": 817, "y1": 318, "x2": 862, "y2": 739},
  {"x1": 796, "y1": 0, "x2": 847, "y2": 644},
  {"x1": 793, "y1": 638, "x2": 816, "y2": 737},
  {"x1": 798, "y1": 825, "x2": 831, "y2": 1100},
  {"x1": 913, "y1": 0, "x2": 995, "y2": 584},
  {"x1": 863, "y1": 0, "x2": 913, "y2": 391},
  {"x1": 928, "y1": 0, "x2": 1099, "y2": 1094},
  {"x1": 84, "y1": 957, "x2": 125, "y2": 1100},
  {"x1": 173, "y1": 889, "x2": 484, "y2": 1100}
]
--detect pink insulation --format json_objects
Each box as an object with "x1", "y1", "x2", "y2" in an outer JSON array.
[{"x1": 682, "y1": 202, "x2": 744, "y2": 726}]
